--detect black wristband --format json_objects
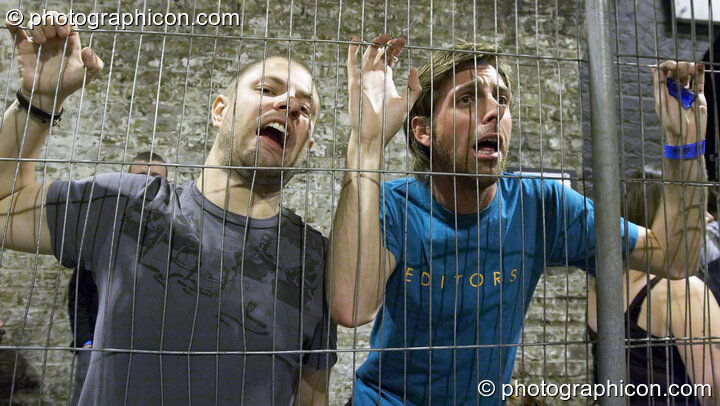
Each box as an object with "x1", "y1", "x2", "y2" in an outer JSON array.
[{"x1": 16, "y1": 90, "x2": 63, "y2": 126}]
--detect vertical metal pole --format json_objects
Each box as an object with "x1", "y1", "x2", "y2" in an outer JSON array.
[{"x1": 585, "y1": 1, "x2": 626, "y2": 404}]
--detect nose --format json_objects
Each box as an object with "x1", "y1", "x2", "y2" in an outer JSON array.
[
  {"x1": 272, "y1": 94, "x2": 302, "y2": 120},
  {"x1": 480, "y1": 94, "x2": 506, "y2": 125}
]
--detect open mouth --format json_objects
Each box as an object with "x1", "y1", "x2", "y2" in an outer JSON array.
[
  {"x1": 257, "y1": 122, "x2": 288, "y2": 151},
  {"x1": 474, "y1": 137, "x2": 500, "y2": 159}
]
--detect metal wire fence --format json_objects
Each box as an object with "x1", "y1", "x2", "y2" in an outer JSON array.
[{"x1": 0, "y1": 0, "x2": 717, "y2": 405}]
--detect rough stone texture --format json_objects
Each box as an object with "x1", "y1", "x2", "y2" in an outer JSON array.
[{"x1": 0, "y1": 0, "x2": 702, "y2": 405}]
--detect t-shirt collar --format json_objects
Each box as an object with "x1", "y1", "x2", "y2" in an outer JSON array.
[
  {"x1": 188, "y1": 180, "x2": 280, "y2": 229},
  {"x1": 416, "y1": 177, "x2": 499, "y2": 228}
]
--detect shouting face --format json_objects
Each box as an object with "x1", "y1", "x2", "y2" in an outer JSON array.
[
  {"x1": 213, "y1": 57, "x2": 319, "y2": 187},
  {"x1": 415, "y1": 63, "x2": 512, "y2": 186}
]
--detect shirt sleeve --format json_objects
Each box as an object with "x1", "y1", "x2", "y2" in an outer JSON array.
[
  {"x1": 544, "y1": 180, "x2": 638, "y2": 275},
  {"x1": 46, "y1": 173, "x2": 166, "y2": 270}
]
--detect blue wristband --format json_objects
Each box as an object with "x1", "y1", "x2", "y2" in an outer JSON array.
[
  {"x1": 664, "y1": 140, "x2": 705, "y2": 159},
  {"x1": 83, "y1": 340, "x2": 93, "y2": 347}
]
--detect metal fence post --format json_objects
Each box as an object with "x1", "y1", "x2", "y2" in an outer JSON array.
[{"x1": 585, "y1": 0, "x2": 626, "y2": 404}]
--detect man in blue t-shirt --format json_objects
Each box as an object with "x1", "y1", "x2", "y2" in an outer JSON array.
[{"x1": 329, "y1": 35, "x2": 708, "y2": 405}]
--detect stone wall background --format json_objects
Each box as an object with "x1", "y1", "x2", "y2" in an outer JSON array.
[{"x1": 0, "y1": 0, "x2": 709, "y2": 405}]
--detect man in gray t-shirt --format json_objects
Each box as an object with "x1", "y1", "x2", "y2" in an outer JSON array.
[
  {"x1": 49, "y1": 174, "x2": 333, "y2": 405},
  {"x1": 1, "y1": 14, "x2": 335, "y2": 405}
]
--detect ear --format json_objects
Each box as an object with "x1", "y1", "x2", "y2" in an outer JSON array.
[
  {"x1": 212, "y1": 94, "x2": 229, "y2": 129},
  {"x1": 411, "y1": 116, "x2": 431, "y2": 148},
  {"x1": 296, "y1": 137, "x2": 315, "y2": 163},
  {"x1": 306, "y1": 118, "x2": 317, "y2": 150}
]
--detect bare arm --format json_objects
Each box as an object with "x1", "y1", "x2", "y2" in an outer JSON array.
[
  {"x1": 326, "y1": 35, "x2": 421, "y2": 327},
  {"x1": 0, "y1": 17, "x2": 103, "y2": 254},
  {"x1": 658, "y1": 278, "x2": 720, "y2": 405},
  {"x1": 296, "y1": 368, "x2": 329, "y2": 406},
  {"x1": 629, "y1": 61, "x2": 707, "y2": 279}
]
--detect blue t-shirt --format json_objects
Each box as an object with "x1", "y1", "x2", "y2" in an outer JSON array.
[{"x1": 354, "y1": 176, "x2": 638, "y2": 405}]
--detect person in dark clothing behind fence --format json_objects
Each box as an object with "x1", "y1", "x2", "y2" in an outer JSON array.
[
  {"x1": 127, "y1": 151, "x2": 168, "y2": 178},
  {"x1": 67, "y1": 151, "x2": 167, "y2": 406},
  {"x1": 67, "y1": 266, "x2": 97, "y2": 406},
  {"x1": 588, "y1": 165, "x2": 720, "y2": 405}
]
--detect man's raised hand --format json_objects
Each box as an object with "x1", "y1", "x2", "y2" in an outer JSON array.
[
  {"x1": 6, "y1": 11, "x2": 103, "y2": 113},
  {"x1": 347, "y1": 34, "x2": 421, "y2": 148},
  {"x1": 653, "y1": 60, "x2": 707, "y2": 147}
]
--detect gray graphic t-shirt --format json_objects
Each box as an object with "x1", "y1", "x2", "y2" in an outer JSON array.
[{"x1": 46, "y1": 173, "x2": 336, "y2": 405}]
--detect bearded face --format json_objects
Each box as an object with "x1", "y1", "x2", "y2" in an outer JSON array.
[
  {"x1": 424, "y1": 64, "x2": 512, "y2": 186},
  {"x1": 215, "y1": 57, "x2": 318, "y2": 190}
]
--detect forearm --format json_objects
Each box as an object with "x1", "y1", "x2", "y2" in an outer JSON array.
[
  {"x1": 328, "y1": 135, "x2": 390, "y2": 327},
  {"x1": 649, "y1": 156, "x2": 705, "y2": 279},
  {"x1": 637, "y1": 61, "x2": 710, "y2": 279},
  {"x1": 672, "y1": 283, "x2": 720, "y2": 406},
  {"x1": 296, "y1": 368, "x2": 329, "y2": 406},
  {"x1": 0, "y1": 102, "x2": 54, "y2": 254},
  {"x1": 700, "y1": 364, "x2": 719, "y2": 406},
  {"x1": 297, "y1": 388, "x2": 327, "y2": 406},
  {"x1": 673, "y1": 302, "x2": 720, "y2": 405},
  {"x1": 685, "y1": 342, "x2": 719, "y2": 406},
  {"x1": 0, "y1": 101, "x2": 51, "y2": 199}
]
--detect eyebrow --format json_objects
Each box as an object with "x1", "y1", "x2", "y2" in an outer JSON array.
[
  {"x1": 453, "y1": 78, "x2": 511, "y2": 99},
  {"x1": 258, "y1": 75, "x2": 316, "y2": 106}
]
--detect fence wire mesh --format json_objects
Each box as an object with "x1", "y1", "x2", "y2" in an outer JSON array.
[{"x1": 0, "y1": 0, "x2": 718, "y2": 405}]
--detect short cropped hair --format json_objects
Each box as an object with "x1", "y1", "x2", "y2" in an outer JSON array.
[
  {"x1": 133, "y1": 151, "x2": 165, "y2": 163},
  {"x1": 407, "y1": 41, "x2": 513, "y2": 177}
]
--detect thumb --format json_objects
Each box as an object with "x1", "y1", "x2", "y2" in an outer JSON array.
[
  {"x1": 81, "y1": 47, "x2": 103, "y2": 79},
  {"x1": 403, "y1": 68, "x2": 422, "y2": 109}
]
